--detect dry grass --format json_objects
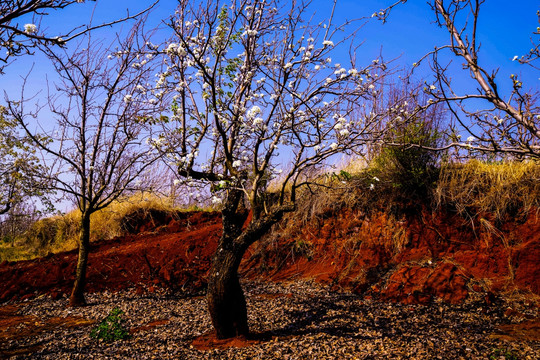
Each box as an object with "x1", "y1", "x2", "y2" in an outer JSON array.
[
  {"x1": 0, "y1": 192, "x2": 183, "y2": 262},
  {"x1": 89, "y1": 192, "x2": 178, "y2": 242},
  {"x1": 435, "y1": 160, "x2": 540, "y2": 221}
]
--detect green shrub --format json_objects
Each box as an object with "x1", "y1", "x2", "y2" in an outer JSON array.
[
  {"x1": 90, "y1": 307, "x2": 131, "y2": 342},
  {"x1": 371, "y1": 115, "x2": 444, "y2": 200}
]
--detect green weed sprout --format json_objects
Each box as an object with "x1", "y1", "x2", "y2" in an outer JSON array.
[{"x1": 90, "y1": 307, "x2": 130, "y2": 342}]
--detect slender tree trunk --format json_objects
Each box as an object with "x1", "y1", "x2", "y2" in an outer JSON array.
[{"x1": 69, "y1": 212, "x2": 91, "y2": 307}]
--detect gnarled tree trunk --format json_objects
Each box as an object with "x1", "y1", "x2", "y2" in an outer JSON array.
[
  {"x1": 207, "y1": 240, "x2": 250, "y2": 338},
  {"x1": 206, "y1": 189, "x2": 293, "y2": 339}
]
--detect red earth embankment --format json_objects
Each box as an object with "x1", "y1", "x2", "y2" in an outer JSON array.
[
  {"x1": 242, "y1": 208, "x2": 540, "y2": 304},
  {"x1": 0, "y1": 208, "x2": 538, "y2": 305},
  {"x1": 0, "y1": 211, "x2": 221, "y2": 302}
]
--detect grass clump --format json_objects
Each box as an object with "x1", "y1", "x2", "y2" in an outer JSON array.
[
  {"x1": 90, "y1": 307, "x2": 130, "y2": 342},
  {"x1": 0, "y1": 192, "x2": 183, "y2": 262},
  {"x1": 435, "y1": 159, "x2": 540, "y2": 221}
]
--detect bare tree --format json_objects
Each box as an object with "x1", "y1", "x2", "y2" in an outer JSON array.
[
  {"x1": 7, "y1": 21, "x2": 163, "y2": 306},
  {"x1": 0, "y1": 0, "x2": 157, "y2": 73},
  {"x1": 154, "y1": 0, "x2": 393, "y2": 338},
  {"x1": 415, "y1": 0, "x2": 539, "y2": 158},
  {"x1": 0, "y1": 1, "x2": 158, "y2": 221}
]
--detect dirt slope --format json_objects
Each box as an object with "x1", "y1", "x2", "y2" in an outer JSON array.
[
  {"x1": 0, "y1": 208, "x2": 538, "y2": 306},
  {"x1": 242, "y1": 207, "x2": 540, "y2": 304},
  {"x1": 0, "y1": 211, "x2": 221, "y2": 302}
]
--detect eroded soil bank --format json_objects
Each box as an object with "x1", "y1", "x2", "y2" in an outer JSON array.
[
  {"x1": 243, "y1": 207, "x2": 540, "y2": 305},
  {"x1": 0, "y1": 208, "x2": 538, "y2": 306}
]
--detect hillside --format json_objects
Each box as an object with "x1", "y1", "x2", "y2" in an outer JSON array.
[{"x1": 1, "y1": 207, "x2": 538, "y2": 304}]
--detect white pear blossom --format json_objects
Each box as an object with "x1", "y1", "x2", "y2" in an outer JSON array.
[
  {"x1": 166, "y1": 43, "x2": 178, "y2": 54},
  {"x1": 24, "y1": 24, "x2": 37, "y2": 34},
  {"x1": 242, "y1": 29, "x2": 258, "y2": 37},
  {"x1": 247, "y1": 106, "x2": 262, "y2": 119},
  {"x1": 123, "y1": 94, "x2": 133, "y2": 103},
  {"x1": 466, "y1": 136, "x2": 475, "y2": 142},
  {"x1": 284, "y1": 62, "x2": 293, "y2": 69},
  {"x1": 232, "y1": 160, "x2": 242, "y2": 168},
  {"x1": 322, "y1": 40, "x2": 334, "y2": 47},
  {"x1": 330, "y1": 142, "x2": 338, "y2": 150}
]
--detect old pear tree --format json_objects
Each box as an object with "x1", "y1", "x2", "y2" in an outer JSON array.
[{"x1": 153, "y1": 0, "x2": 396, "y2": 338}]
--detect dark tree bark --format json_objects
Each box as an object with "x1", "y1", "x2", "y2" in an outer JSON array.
[
  {"x1": 69, "y1": 212, "x2": 91, "y2": 307},
  {"x1": 207, "y1": 189, "x2": 249, "y2": 338},
  {"x1": 207, "y1": 240, "x2": 250, "y2": 338},
  {"x1": 206, "y1": 189, "x2": 293, "y2": 339}
]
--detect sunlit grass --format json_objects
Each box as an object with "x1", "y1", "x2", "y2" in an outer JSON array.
[
  {"x1": 435, "y1": 159, "x2": 540, "y2": 221},
  {"x1": 0, "y1": 192, "x2": 188, "y2": 262}
]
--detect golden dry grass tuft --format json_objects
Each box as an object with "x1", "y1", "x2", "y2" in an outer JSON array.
[
  {"x1": 435, "y1": 160, "x2": 540, "y2": 221},
  {"x1": 0, "y1": 192, "x2": 183, "y2": 262}
]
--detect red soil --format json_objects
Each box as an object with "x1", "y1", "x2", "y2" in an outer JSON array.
[
  {"x1": 0, "y1": 207, "x2": 538, "y2": 307},
  {"x1": 0, "y1": 211, "x2": 222, "y2": 302},
  {"x1": 242, "y1": 207, "x2": 540, "y2": 304}
]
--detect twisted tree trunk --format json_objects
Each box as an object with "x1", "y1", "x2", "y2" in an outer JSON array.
[
  {"x1": 207, "y1": 239, "x2": 250, "y2": 338},
  {"x1": 206, "y1": 189, "x2": 293, "y2": 338}
]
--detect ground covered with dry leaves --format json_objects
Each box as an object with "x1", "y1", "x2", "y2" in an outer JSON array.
[{"x1": 1, "y1": 280, "x2": 539, "y2": 359}]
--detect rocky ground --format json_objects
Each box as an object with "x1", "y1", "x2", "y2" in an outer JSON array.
[{"x1": 1, "y1": 280, "x2": 539, "y2": 359}]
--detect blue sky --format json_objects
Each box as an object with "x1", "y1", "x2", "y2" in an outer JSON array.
[
  {"x1": 2, "y1": 0, "x2": 538, "y2": 212},
  {"x1": 3, "y1": 0, "x2": 538, "y2": 95}
]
